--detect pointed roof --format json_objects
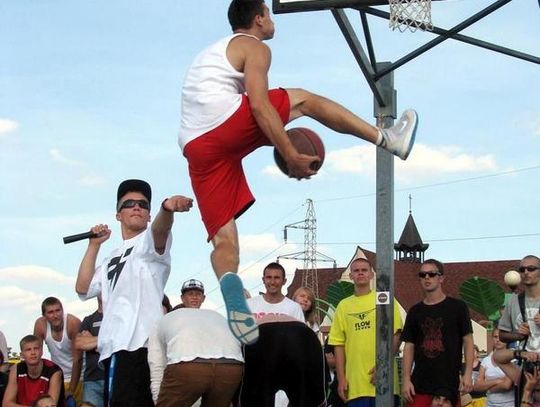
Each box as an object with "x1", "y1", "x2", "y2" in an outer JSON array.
[{"x1": 394, "y1": 213, "x2": 429, "y2": 251}]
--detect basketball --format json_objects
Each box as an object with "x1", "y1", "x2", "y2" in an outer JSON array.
[{"x1": 273, "y1": 127, "x2": 325, "y2": 176}]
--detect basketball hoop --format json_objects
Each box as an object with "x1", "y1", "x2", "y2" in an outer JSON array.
[{"x1": 389, "y1": 0, "x2": 433, "y2": 32}]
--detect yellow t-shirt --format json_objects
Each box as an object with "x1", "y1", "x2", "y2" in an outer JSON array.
[{"x1": 328, "y1": 291, "x2": 403, "y2": 400}]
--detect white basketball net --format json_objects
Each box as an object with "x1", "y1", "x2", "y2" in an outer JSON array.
[{"x1": 389, "y1": 0, "x2": 433, "y2": 32}]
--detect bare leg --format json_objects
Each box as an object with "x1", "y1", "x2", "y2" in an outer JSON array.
[
  {"x1": 286, "y1": 87, "x2": 418, "y2": 160},
  {"x1": 286, "y1": 88, "x2": 380, "y2": 144},
  {"x1": 212, "y1": 219, "x2": 259, "y2": 345},
  {"x1": 211, "y1": 219, "x2": 240, "y2": 279}
]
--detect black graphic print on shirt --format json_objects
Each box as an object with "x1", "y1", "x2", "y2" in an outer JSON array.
[
  {"x1": 420, "y1": 316, "x2": 445, "y2": 358},
  {"x1": 107, "y1": 247, "x2": 133, "y2": 290}
]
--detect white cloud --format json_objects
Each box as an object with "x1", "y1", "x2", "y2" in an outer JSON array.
[
  {"x1": 326, "y1": 145, "x2": 375, "y2": 175},
  {"x1": 0, "y1": 118, "x2": 19, "y2": 138},
  {"x1": 0, "y1": 265, "x2": 75, "y2": 284},
  {"x1": 49, "y1": 148, "x2": 85, "y2": 167},
  {"x1": 324, "y1": 143, "x2": 497, "y2": 182},
  {"x1": 396, "y1": 144, "x2": 497, "y2": 182},
  {"x1": 0, "y1": 285, "x2": 43, "y2": 308}
]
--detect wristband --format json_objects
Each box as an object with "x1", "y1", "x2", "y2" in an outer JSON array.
[{"x1": 161, "y1": 199, "x2": 173, "y2": 213}]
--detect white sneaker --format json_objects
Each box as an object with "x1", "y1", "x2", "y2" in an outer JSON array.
[{"x1": 379, "y1": 109, "x2": 418, "y2": 160}]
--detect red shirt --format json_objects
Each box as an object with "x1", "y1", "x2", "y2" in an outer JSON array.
[{"x1": 16, "y1": 359, "x2": 65, "y2": 406}]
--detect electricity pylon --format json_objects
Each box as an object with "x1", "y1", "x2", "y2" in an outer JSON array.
[{"x1": 277, "y1": 199, "x2": 336, "y2": 298}]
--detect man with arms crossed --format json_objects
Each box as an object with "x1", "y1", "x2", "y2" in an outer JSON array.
[
  {"x1": 179, "y1": 0, "x2": 418, "y2": 344},
  {"x1": 401, "y1": 259, "x2": 474, "y2": 407},
  {"x1": 33, "y1": 297, "x2": 82, "y2": 403},
  {"x1": 328, "y1": 258, "x2": 403, "y2": 406},
  {"x1": 75, "y1": 179, "x2": 193, "y2": 407}
]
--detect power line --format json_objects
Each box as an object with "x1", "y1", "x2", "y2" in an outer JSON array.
[
  {"x1": 314, "y1": 164, "x2": 540, "y2": 203},
  {"x1": 286, "y1": 232, "x2": 540, "y2": 246}
]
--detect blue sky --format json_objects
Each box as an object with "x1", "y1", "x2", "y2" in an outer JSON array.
[{"x1": 1, "y1": 0, "x2": 539, "y2": 352}]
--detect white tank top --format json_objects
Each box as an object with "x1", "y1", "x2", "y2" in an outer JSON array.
[
  {"x1": 45, "y1": 314, "x2": 73, "y2": 381},
  {"x1": 178, "y1": 33, "x2": 259, "y2": 150}
]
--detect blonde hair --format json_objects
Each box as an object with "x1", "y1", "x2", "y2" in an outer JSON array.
[{"x1": 292, "y1": 286, "x2": 319, "y2": 328}]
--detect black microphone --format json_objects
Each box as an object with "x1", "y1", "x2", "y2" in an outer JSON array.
[{"x1": 63, "y1": 231, "x2": 98, "y2": 244}]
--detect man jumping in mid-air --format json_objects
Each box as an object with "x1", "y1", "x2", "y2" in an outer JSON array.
[{"x1": 178, "y1": 0, "x2": 418, "y2": 344}]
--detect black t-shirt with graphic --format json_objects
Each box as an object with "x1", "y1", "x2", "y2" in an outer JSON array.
[{"x1": 401, "y1": 296, "x2": 473, "y2": 395}]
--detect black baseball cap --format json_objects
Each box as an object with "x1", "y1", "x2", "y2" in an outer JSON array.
[{"x1": 116, "y1": 179, "x2": 152, "y2": 208}]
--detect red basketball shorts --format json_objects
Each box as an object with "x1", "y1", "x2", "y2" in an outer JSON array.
[{"x1": 183, "y1": 88, "x2": 290, "y2": 241}]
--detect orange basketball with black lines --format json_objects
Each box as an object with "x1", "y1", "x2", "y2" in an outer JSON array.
[{"x1": 273, "y1": 127, "x2": 325, "y2": 175}]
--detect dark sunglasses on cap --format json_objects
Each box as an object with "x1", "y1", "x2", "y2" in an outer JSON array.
[
  {"x1": 118, "y1": 199, "x2": 150, "y2": 211},
  {"x1": 518, "y1": 266, "x2": 540, "y2": 273},
  {"x1": 418, "y1": 271, "x2": 441, "y2": 278}
]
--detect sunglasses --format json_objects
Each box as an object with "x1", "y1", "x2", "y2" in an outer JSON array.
[
  {"x1": 518, "y1": 266, "x2": 540, "y2": 273},
  {"x1": 418, "y1": 271, "x2": 441, "y2": 278},
  {"x1": 118, "y1": 199, "x2": 150, "y2": 211}
]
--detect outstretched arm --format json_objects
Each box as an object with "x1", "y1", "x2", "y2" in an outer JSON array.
[{"x1": 151, "y1": 195, "x2": 193, "y2": 255}]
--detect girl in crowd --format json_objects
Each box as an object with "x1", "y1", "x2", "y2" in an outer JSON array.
[
  {"x1": 474, "y1": 328, "x2": 514, "y2": 407},
  {"x1": 292, "y1": 287, "x2": 319, "y2": 333}
]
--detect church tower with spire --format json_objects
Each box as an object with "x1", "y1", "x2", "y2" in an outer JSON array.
[{"x1": 394, "y1": 195, "x2": 429, "y2": 263}]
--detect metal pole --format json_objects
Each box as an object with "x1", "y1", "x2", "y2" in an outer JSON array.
[{"x1": 374, "y1": 61, "x2": 396, "y2": 407}]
